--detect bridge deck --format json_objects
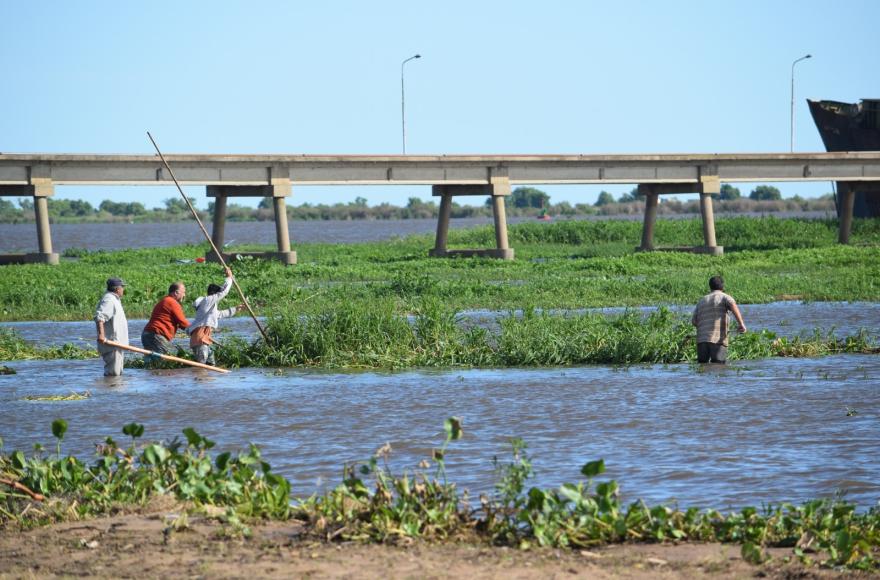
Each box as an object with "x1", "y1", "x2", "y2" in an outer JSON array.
[
  {"x1": 1, "y1": 152, "x2": 878, "y2": 265},
  {"x1": 1, "y1": 152, "x2": 879, "y2": 186}
]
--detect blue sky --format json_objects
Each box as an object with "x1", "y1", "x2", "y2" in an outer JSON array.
[{"x1": 1, "y1": 0, "x2": 878, "y2": 209}]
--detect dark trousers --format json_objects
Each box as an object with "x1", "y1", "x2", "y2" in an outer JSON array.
[
  {"x1": 697, "y1": 342, "x2": 727, "y2": 364},
  {"x1": 141, "y1": 331, "x2": 172, "y2": 355}
]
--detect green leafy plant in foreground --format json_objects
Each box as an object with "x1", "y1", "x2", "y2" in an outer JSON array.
[
  {"x1": 1, "y1": 421, "x2": 878, "y2": 570},
  {"x1": 295, "y1": 420, "x2": 880, "y2": 570},
  {"x1": 0, "y1": 422, "x2": 290, "y2": 527}
]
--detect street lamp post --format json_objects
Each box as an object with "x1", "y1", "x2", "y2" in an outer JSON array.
[
  {"x1": 401, "y1": 54, "x2": 421, "y2": 154},
  {"x1": 790, "y1": 53, "x2": 812, "y2": 152}
]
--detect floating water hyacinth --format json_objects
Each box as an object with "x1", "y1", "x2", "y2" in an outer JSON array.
[{"x1": 23, "y1": 391, "x2": 91, "y2": 402}]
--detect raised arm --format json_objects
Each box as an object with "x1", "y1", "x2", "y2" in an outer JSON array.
[{"x1": 216, "y1": 267, "x2": 234, "y2": 301}]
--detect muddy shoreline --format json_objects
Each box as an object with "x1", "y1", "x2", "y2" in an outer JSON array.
[{"x1": 0, "y1": 508, "x2": 848, "y2": 579}]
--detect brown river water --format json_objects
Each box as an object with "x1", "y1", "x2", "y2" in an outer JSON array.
[{"x1": 2, "y1": 301, "x2": 878, "y2": 510}]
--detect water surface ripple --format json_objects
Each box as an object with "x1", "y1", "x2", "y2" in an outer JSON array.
[{"x1": 1, "y1": 355, "x2": 878, "y2": 509}]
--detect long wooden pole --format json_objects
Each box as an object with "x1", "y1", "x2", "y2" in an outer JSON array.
[
  {"x1": 146, "y1": 132, "x2": 270, "y2": 343},
  {"x1": 103, "y1": 340, "x2": 230, "y2": 373}
]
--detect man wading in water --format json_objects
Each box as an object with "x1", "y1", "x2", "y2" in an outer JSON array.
[
  {"x1": 187, "y1": 267, "x2": 242, "y2": 365},
  {"x1": 141, "y1": 281, "x2": 190, "y2": 362},
  {"x1": 95, "y1": 277, "x2": 128, "y2": 376},
  {"x1": 691, "y1": 276, "x2": 747, "y2": 364}
]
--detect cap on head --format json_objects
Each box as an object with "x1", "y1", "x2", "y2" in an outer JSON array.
[
  {"x1": 107, "y1": 277, "x2": 127, "y2": 291},
  {"x1": 207, "y1": 283, "x2": 223, "y2": 295}
]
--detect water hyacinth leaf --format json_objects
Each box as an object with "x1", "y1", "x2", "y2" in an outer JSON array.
[
  {"x1": 143, "y1": 443, "x2": 169, "y2": 465},
  {"x1": 51, "y1": 418, "x2": 68, "y2": 440},
  {"x1": 596, "y1": 480, "x2": 618, "y2": 499},
  {"x1": 183, "y1": 427, "x2": 203, "y2": 447},
  {"x1": 444, "y1": 417, "x2": 463, "y2": 441},
  {"x1": 558, "y1": 483, "x2": 584, "y2": 504},
  {"x1": 525, "y1": 486, "x2": 547, "y2": 511},
  {"x1": 581, "y1": 459, "x2": 605, "y2": 478},
  {"x1": 215, "y1": 452, "x2": 231, "y2": 471},
  {"x1": 122, "y1": 423, "x2": 144, "y2": 439}
]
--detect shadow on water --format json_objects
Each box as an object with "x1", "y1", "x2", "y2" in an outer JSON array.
[{"x1": 1, "y1": 354, "x2": 878, "y2": 510}]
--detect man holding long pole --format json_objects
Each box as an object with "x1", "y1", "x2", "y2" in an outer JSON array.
[{"x1": 95, "y1": 277, "x2": 129, "y2": 376}]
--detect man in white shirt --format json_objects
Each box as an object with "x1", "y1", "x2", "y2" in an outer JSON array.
[
  {"x1": 188, "y1": 267, "x2": 241, "y2": 365},
  {"x1": 95, "y1": 277, "x2": 129, "y2": 376}
]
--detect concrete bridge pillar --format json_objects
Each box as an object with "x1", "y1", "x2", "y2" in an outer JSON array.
[
  {"x1": 30, "y1": 168, "x2": 60, "y2": 263},
  {"x1": 211, "y1": 195, "x2": 228, "y2": 249},
  {"x1": 697, "y1": 175, "x2": 723, "y2": 255},
  {"x1": 637, "y1": 184, "x2": 659, "y2": 251},
  {"x1": 273, "y1": 194, "x2": 291, "y2": 254},
  {"x1": 490, "y1": 173, "x2": 512, "y2": 257},
  {"x1": 699, "y1": 192, "x2": 717, "y2": 247},
  {"x1": 432, "y1": 193, "x2": 453, "y2": 253},
  {"x1": 0, "y1": 179, "x2": 59, "y2": 264},
  {"x1": 205, "y1": 179, "x2": 296, "y2": 265},
  {"x1": 34, "y1": 196, "x2": 53, "y2": 255},
  {"x1": 633, "y1": 175, "x2": 722, "y2": 255},
  {"x1": 428, "y1": 173, "x2": 514, "y2": 259},
  {"x1": 838, "y1": 183, "x2": 855, "y2": 244}
]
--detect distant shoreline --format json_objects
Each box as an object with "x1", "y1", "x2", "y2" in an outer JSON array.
[
  {"x1": 0, "y1": 211, "x2": 840, "y2": 253},
  {"x1": 0, "y1": 194, "x2": 837, "y2": 225}
]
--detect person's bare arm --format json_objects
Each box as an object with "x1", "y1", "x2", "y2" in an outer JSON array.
[{"x1": 729, "y1": 302, "x2": 747, "y2": 333}]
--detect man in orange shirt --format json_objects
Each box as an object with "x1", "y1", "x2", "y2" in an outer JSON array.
[{"x1": 141, "y1": 281, "x2": 190, "y2": 357}]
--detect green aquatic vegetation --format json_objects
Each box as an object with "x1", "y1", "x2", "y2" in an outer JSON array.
[
  {"x1": 0, "y1": 327, "x2": 95, "y2": 362},
  {"x1": 211, "y1": 304, "x2": 876, "y2": 369},
  {"x1": 495, "y1": 307, "x2": 694, "y2": 366},
  {"x1": 298, "y1": 417, "x2": 466, "y2": 542},
  {"x1": 1, "y1": 217, "x2": 879, "y2": 322},
  {"x1": 22, "y1": 391, "x2": 90, "y2": 402},
  {"x1": 0, "y1": 422, "x2": 290, "y2": 527},
  {"x1": 2, "y1": 302, "x2": 875, "y2": 369}
]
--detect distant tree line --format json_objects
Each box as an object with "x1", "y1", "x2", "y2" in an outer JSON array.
[{"x1": 0, "y1": 184, "x2": 834, "y2": 224}]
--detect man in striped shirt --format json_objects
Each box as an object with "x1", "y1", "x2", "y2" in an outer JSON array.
[{"x1": 691, "y1": 276, "x2": 747, "y2": 364}]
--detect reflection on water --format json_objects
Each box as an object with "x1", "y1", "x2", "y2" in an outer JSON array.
[{"x1": 1, "y1": 355, "x2": 878, "y2": 509}]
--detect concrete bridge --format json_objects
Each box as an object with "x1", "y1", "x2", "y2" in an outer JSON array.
[{"x1": 1, "y1": 152, "x2": 879, "y2": 264}]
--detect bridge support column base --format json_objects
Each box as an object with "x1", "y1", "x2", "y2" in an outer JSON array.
[
  {"x1": 207, "y1": 250, "x2": 297, "y2": 266},
  {"x1": 0, "y1": 252, "x2": 60, "y2": 265},
  {"x1": 694, "y1": 245, "x2": 724, "y2": 256},
  {"x1": 429, "y1": 248, "x2": 514, "y2": 260},
  {"x1": 637, "y1": 245, "x2": 723, "y2": 256}
]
